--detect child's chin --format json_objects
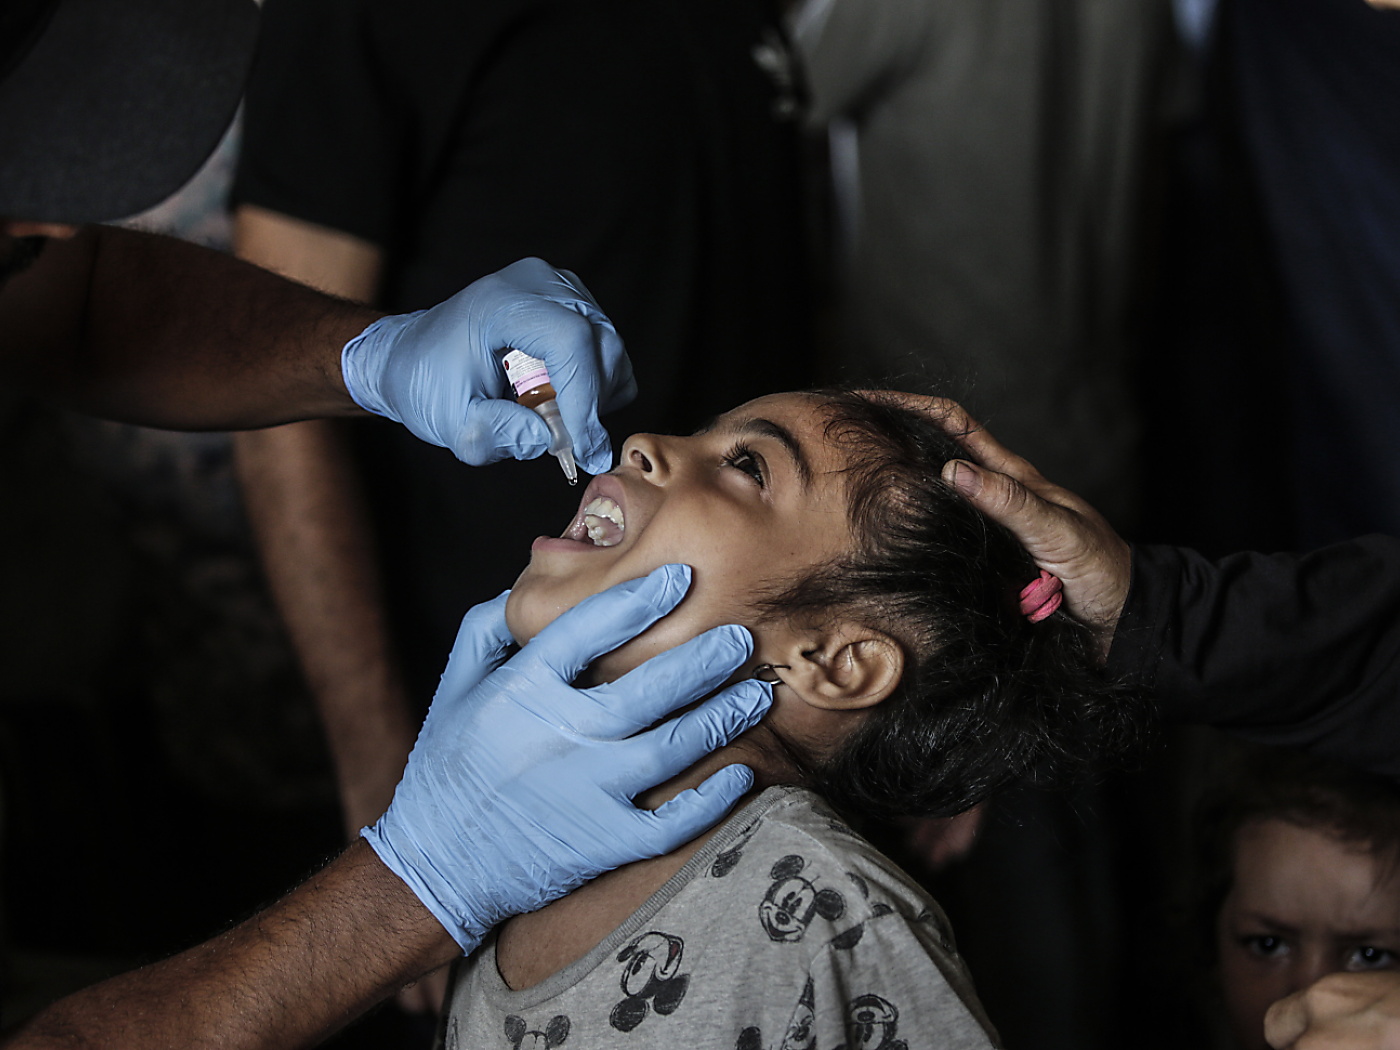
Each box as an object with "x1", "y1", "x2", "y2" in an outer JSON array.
[
  {"x1": 502, "y1": 588, "x2": 539, "y2": 648},
  {"x1": 503, "y1": 578, "x2": 587, "y2": 648}
]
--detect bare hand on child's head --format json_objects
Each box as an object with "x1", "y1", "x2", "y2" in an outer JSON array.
[
  {"x1": 879, "y1": 395, "x2": 1131, "y2": 653},
  {"x1": 1265, "y1": 970, "x2": 1400, "y2": 1049}
]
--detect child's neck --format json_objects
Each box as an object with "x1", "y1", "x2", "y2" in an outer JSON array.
[{"x1": 493, "y1": 727, "x2": 796, "y2": 991}]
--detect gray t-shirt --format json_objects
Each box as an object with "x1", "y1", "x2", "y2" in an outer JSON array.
[{"x1": 440, "y1": 786, "x2": 1000, "y2": 1049}]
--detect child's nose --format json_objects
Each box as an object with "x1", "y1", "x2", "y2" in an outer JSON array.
[{"x1": 622, "y1": 433, "x2": 672, "y2": 483}]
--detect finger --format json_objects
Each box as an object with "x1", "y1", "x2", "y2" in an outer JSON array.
[
  {"x1": 868, "y1": 392, "x2": 980, "y2": 435},
  {"x1": 613, "y1": 679, "x2": 773, "y2": 792},
  {"x1": 540, "y1": 269, "x2": 634, "y2": 411},
  {"x1": 896, "y1": 393, "x2": 1044, "y2": 486},
  {"x1": 871, "y1": 392, "x2": 1045, "y2": 485},
  {"x1": 942, "y1": 459, "x2": 1071, "y2": 552},
  {"x1": 453, "y1": 398, "x2": 550, "y2": 465},
  {"x1": 515, "y1": 318, "x2": 612, "y2": 476},
  {"x1": 1264, "y1": 992, "x2": 1309, "y2": 1048},
  {"x1": 550, "y1": 266, "x2": 606, "y2": 315},
  {"x1": 638, "y1": 764, "x2": 757, "y2": 853},
  {"x1": 525, "y1": 564, "x2": 692, "y2": 682},
  {"x1": 594, "y1": 624, "x2": 756, "y2": 733},
  {"x1": 511, "y1": 264, "x2": 627, "y2": 471},
  {"x1": 435, "y1": 592, "x2": 515, "y2": 698},
  {"x1": 592, "y1": 324, "x2": 637, "y2": 416},
  {"x1": 563, "y1": 398, "x2": 615, "y2": 478},
  {"x1": 494, "y1": 255, "x2": 557, "y2": 291},
  {"x1": 950, "y1": 421, "x2": 1047, "y2": 489},
  {"x1": 544, "y1": 350, "x2": 613, "y2": 476},
  {"x1": 557, "y1": 319, "x2": 635, "y2": 470}
]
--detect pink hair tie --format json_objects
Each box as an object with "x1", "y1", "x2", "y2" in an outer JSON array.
[{"x1": 1019, "y1": 569, "x2": 1063, "y2": 623}]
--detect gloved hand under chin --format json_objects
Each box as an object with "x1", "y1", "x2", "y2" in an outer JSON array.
[
  {"x1": 340, "y1": 257, "x2": 635, "y2": 475},
  {"x1": 361, "y1": 564, "x2": 772, "y2": 954}
]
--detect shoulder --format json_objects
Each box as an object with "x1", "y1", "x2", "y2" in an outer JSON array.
[
  {"x1": 439, "y1": 790, "x2": 996, "y2": 1049},
  {"x1": 703, "y1": 789, "x2": 953, "y2": 948},
  {"x1": 701, "y1": 789, "x2": 998, "y2": 1048}
]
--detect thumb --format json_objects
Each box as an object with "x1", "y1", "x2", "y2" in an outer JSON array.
[
  {"x1": 943, "y1": 458, "x2": 1131, "y2": 635},
  {"x1": 943, "y1": 458, "x2": 1068, "y2": 555}
]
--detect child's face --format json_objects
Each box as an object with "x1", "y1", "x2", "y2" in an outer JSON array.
[
  {"x1": 1216, "y1": 818, "x2": 1400, "y2": 1050},
  {"x1": 505, "y1": 393, "x2": 856, "y2": 680}
]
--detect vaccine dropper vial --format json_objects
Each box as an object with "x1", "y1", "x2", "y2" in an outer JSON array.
[{"x1": 501, "y1": 349, "x2": 578, "y2": 484}]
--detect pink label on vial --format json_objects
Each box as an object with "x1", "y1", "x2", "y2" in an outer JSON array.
[{"x1": 502, "y1": 349, "x2": 550, "y2": 396}]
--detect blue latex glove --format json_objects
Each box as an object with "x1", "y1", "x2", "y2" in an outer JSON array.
[
  {"x1": 362, "y1": 565, "x2": 772, "y2": 953},
  {"x1": 340, "y1": 257, "x2": 635, "y2": 475}
]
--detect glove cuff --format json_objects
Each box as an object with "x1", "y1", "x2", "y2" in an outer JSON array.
[
  {"x1": 339, "y1": 312, "x2": 427, "y2": 422},
  {"x1": 360, "y1": 821, "x2": 488, "y2": 955}
]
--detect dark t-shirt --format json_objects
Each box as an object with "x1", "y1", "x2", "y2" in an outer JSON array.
[
  {"x1": 1107, "y1": 537, "x2": 1400, "y2": 777},
  {"x1": 234, "y1": 0, "x2": 813, "y2": 691}
]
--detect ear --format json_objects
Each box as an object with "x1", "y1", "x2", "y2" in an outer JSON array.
[{"x1": 768, "y1": 621, "x2": 904, "y2": 711}]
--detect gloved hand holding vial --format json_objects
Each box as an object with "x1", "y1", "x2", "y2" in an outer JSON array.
[{"x1": 340, "y1": 257, "x2": 633, "y2": 476}]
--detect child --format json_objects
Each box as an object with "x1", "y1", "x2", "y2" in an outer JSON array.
[
  {"x1": 1196, "y1": 745, "x2": 1400, "y2": 1050},
  {"x1": 439, "y1": 390, "x2": 1145, "y2": 1049}
]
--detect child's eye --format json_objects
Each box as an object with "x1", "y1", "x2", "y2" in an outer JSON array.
[
  {"x1": 1346, "y1": 945, "x2": 1398, "y2": 971},
  {"x1": 723, "y1": 444, "x2": 766, "y2": 487},
  {"x1": 1243, "y1": 935, "x2": 1288, "y2": 958}
]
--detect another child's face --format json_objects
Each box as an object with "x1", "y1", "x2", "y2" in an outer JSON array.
[
  {"x1": 1216, "y1": 818, "x2": 1400, "y2": 1050},
  {"x1": 506, "y1": 393, "x2": 856, "y2": 680}
]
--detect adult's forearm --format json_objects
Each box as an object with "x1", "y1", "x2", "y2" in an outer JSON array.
[
  {"x1": 230, "y1": 205, "x2": 413, "y2": 837},
  {"x1": 3, "y1": 842, "x2": 457, "y2": 1050},
  {"x1": 1, "y1": 225, "x2": 380, "y2": 430},
  {"x1": 1107, "y1": 538, "x2": 1400, "y2": 776}
]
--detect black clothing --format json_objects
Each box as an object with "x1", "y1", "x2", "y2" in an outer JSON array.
[
  {"x1": 1107, "y1": 537, "x2": 1400, "y2": 776},
  {"x1": 234, "y1": 0, "x2": 812, "y2": 693},
  {"x1": 1224, "y1": 0, "x2": 1400, "y2": 546}
]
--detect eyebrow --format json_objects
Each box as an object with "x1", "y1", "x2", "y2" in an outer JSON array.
[
  {"x1": 695, "y1": 413, "x2": 815, "y2": 488},
  {"x1": 737, "y1": 416, "x2": 813, "y2": 489},
  {"x1": 1241, "y1": 913, "x2": 1400, "y2": 942},
  {"x1": 1239, "y1": 914, "x2": 1300, "y2": 936}
]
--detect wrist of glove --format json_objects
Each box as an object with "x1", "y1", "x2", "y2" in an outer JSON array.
[
  {"x1": 340, "y1": 257, "x2": 635, "y2": 475},
  {"x1": 362, "y1": 565, "x2": 772, "y2": 954}
]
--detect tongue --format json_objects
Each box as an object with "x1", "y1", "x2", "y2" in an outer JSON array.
[{"x1": 584, "y1": 513, "x2": 624, "y2": 547}]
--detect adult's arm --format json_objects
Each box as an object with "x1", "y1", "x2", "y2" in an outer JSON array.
[
  {"x1": 2, "y1": 842, "x2": 454, "y2": 1050},
  {"x1": 1, "y1": 224, "x2": 374, "y2": 429},
  {"x1": 1108, "y1": 538, "x2": 1400, "y2": 778},
  {"x1": 231, "y1": 205, "x2": 414, "y2": 839},
  {"x1": 1, "y1": 224, "x2": 632, "y2": 468},
  {"x1": 3, "y1": 568, "x2": 772, "y2": 1049}
]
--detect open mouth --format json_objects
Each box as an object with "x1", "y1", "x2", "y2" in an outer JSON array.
[
  {"x1": 560, "y1": 492, "x2": 626, "y2": 547},
  {"x1": 579, "y1": 496, "x2": 625, "y2": 546}
]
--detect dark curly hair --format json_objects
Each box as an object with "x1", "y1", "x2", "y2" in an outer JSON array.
[{"x1": 756, "y1": 389, "x2": 1148, "y2": 821}]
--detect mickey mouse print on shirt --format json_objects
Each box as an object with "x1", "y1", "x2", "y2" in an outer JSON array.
[
  {"x1": 502, "y1": 1013, "x2": 570, "y2": 1050},
  {"x1": 735, "y1": 975, "x2": 818, "y2": 1050},
  {"x1": 836, "y1": 994, "x2": 908, "y2": 1050},
  {"x1": 759, "y1": 854, "x2": 846, "y2": 942},
  {"x1": 710, "y1": 816, "x2": 762, "y2": 878},
  {"x1": 610, "y1": 930, "x2": 691, "y2": 1032}
]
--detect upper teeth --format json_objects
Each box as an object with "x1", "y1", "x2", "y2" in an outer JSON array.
[{"x1": 582, "y1": 497, "x2": 625, "y2": 547}]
